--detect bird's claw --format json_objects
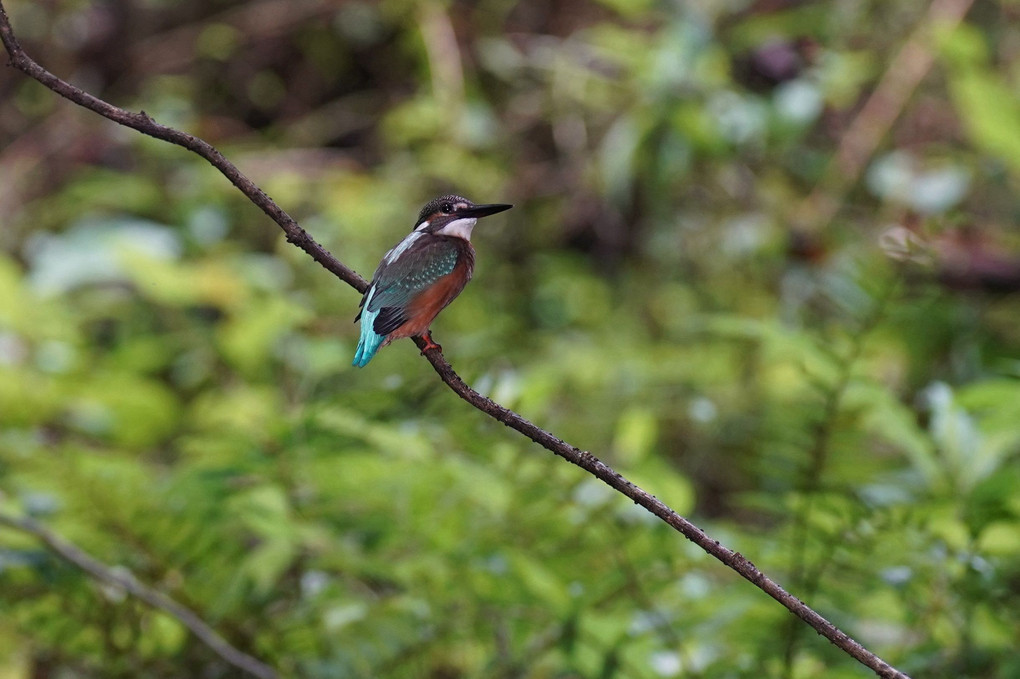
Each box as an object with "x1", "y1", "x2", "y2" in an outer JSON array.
[{"x1": 420, "y1": 332, "x2": 442, "y2": 355}]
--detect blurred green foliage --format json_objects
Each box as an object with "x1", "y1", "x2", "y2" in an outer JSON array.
[{"x1": 2, "y1": 0, "x2": 1020, "y2": 677}]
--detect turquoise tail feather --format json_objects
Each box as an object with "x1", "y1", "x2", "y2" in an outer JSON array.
[{"x1": 353, "y1": 307, "x2": 385, "y2": 367}]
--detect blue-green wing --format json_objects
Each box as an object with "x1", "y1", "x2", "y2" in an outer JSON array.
[
  {"x1": 358, "y1": 236, "x2": 463, "y2": 334},
  {"x1": 353, "y1": 236, "x2": 469, "y2": 367},
  {"x1": 369, "y1": 241, "x2": 460, "y2": 309}
]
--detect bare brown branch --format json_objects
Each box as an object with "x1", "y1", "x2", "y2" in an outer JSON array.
[
  {"x1": 0, "y1": 3, "x2": 909, "y2": 678},
  {"x1": 0, "y1": 510, "x2": 277, "y2": 679},
  {"x1": 0, "y1": 1, "x2": 366, "y2": 294}
]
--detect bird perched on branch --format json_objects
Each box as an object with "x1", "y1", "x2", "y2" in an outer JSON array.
[{"x1": 353, "y1": 194, "x2": 513, "y2": 367}]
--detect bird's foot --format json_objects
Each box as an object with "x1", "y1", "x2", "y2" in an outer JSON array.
[{"x1": 420, "y1": 331, "x2": 442, "y2": 355}]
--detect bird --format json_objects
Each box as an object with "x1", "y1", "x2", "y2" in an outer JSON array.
[{"x1": 352, "y1": 194, "x2": 513, "y2": 367}]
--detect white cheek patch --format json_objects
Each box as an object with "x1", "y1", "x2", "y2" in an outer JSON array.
[
  {"x1": 437, "y1": 217, "x2": 478, "y2": 240},
  {"x1": 383, "y1": 231, "x2": 423, "y2": 265}
]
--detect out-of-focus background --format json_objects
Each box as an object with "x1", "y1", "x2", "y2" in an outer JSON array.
[{"x1": 1, "y1": 0, "x2": 1019, "y2": 677}]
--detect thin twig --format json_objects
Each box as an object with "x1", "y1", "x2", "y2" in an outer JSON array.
[
  {"x1": 0, "y1": 510, "x2": 277, "y2": 679},
  {"x1": 413, "y1": 349, "x2": 909, "y2": 677},
  {"x1": 0, "y1": 4, "x2": 908, "y2": 678}
]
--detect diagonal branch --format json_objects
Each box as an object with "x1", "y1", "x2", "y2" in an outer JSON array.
[
  {"x1": 0, "y1": 2, "x2": 365, "y2": 294},
  {"x1": 0, "y1": 4, "x2": 908, "y2": 678},
  {"x1": 0, "y1": 510, "x2": 278, "y2": 679}
]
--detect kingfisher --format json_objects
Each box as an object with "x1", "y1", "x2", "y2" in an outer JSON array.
[{"x1": 352, "y1": 194, "x2": 513, "y2": 367}]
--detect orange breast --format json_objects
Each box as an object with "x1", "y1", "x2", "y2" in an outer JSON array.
[{"x1": 387, "y1": 263, "x2": 472, "y2": 341}]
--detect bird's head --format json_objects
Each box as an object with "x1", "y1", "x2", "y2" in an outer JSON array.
[{"x1": 413, "y1": 194, "x2": 512, "y2": 241}]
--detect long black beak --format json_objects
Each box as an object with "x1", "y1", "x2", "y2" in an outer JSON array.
[{"x1": 462, "y1": 203, "x2": 513, "y2": 218}]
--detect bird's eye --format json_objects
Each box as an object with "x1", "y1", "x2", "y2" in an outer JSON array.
[{"x1": 440, "y1": 202, "x2": 453, "y2": 214}]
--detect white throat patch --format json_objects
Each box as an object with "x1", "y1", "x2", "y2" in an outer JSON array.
[{"x1": 436, "y1": 217, "x2": 478, "y2": 240}]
